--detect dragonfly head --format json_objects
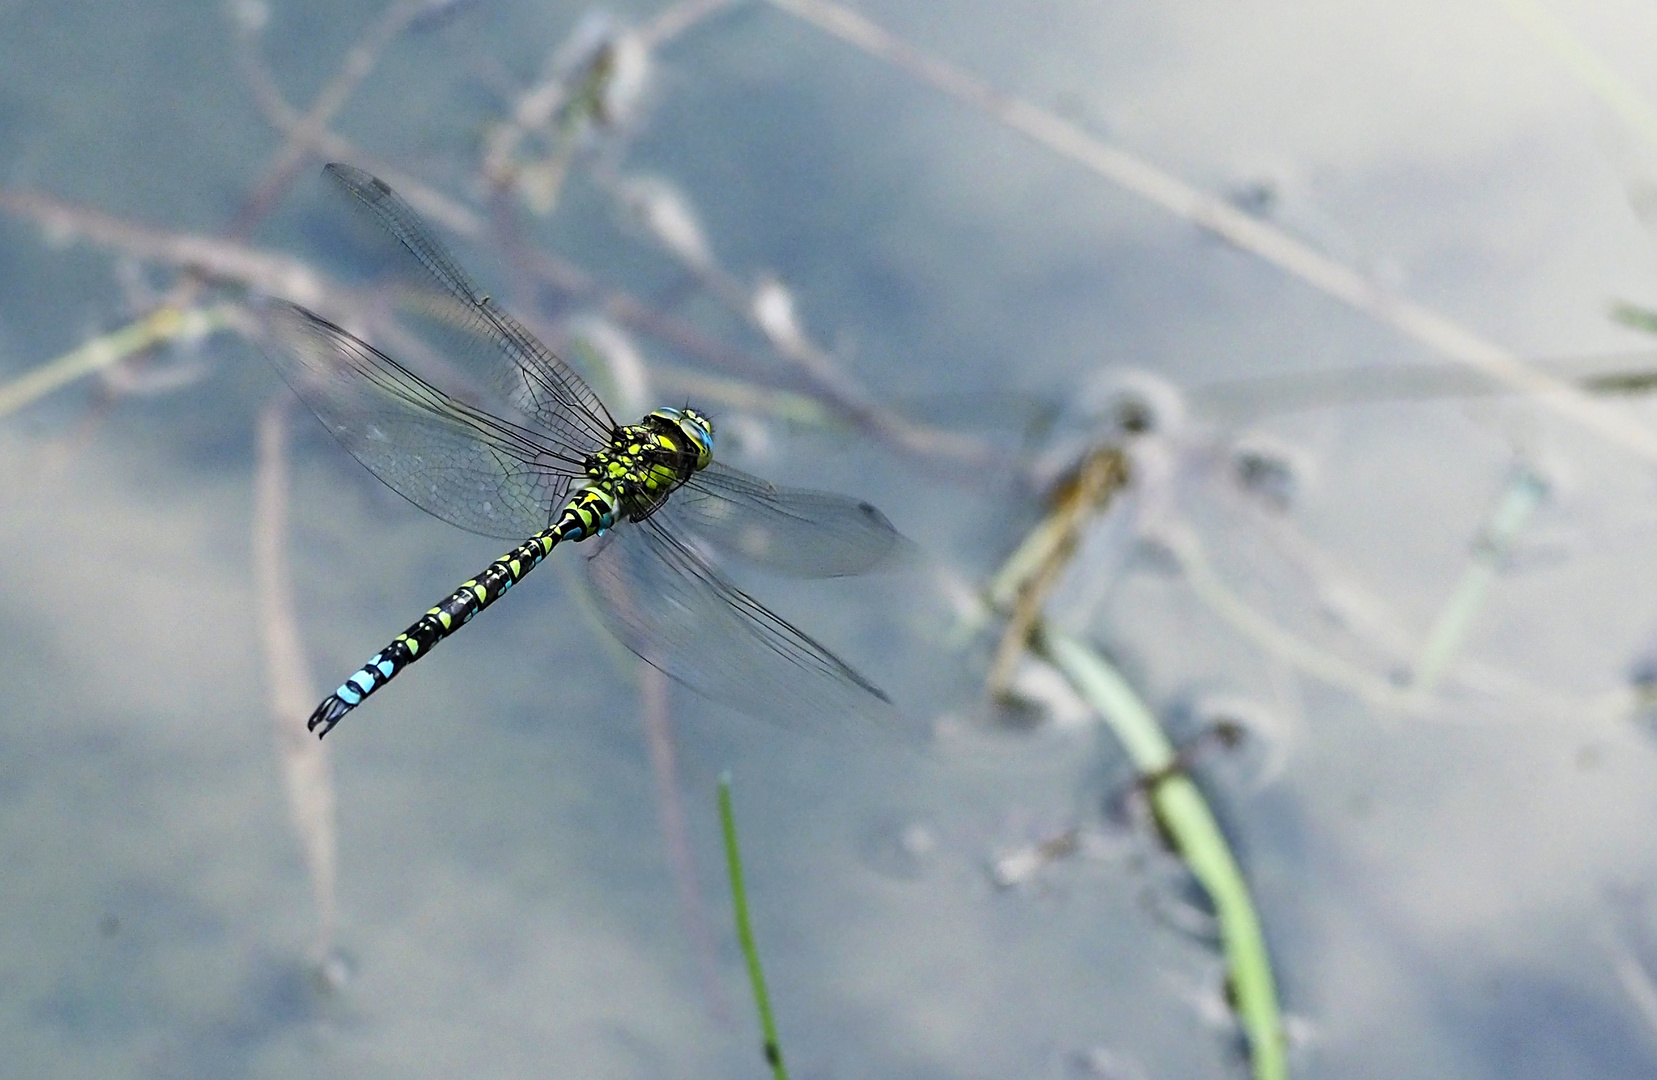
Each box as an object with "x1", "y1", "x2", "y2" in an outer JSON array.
[{"x1": 650, "y1": 407, "x2": 715, "y2": 471}]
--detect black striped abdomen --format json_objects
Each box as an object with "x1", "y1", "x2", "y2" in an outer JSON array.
[{"x1": 306, "y1": 485, "x2": 621, "y2": 736}]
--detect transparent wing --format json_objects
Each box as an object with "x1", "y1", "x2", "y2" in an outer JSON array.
[
  {"x1": 260, "y1": 301, "x2": 578, "y2": 539},
  {"x1": 583, "y1": 510, "x2": 897, "y2": 741},
  {"x1": 675, "y1": 461, "x2": 909, "y2": 577},
  {"x1": 323, "y1": 163, "x2": 618, "y2": 450}
]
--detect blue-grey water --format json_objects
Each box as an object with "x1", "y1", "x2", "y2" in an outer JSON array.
[{"x1": 6, "y1": 1, "x2": 1657, "y2": 1077}]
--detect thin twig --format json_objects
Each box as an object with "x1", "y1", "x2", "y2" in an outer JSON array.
[
  {"x1": 508, "y1": 239, "x2": 780, "y2": 381},
  {"x1": 766, "y1": 0, "x2": 1657, "y2": 463},
  {"x1": 236, "y1": 32, "x2": 993, "y2": 469},
  {"x1": 238, "y1": 55, "x2": 983, "y2": 461},
  {"x1": 1189, "y1": 349, "x2": 1657, "y2": 423},
  {"x1": 237, "y1": 34, "x2": 472, "y2": 234},
  {"x1": 6, "y1": 0, "x2": 428, "y2": 419},
  {"x1": 742, "y1": 276, "x2": 995, "y2": 465},
  {"x1": 640, "y1": 667, "x2": 729, "y2": 1020},
  {"x1": 253, "y1": 397, "x2": 339, "y2": 964},
  {"x1": 986, "y1": 445, "x2": 1129, "y2": 696},
  {"x1": 596, "y1": 167, "x2": 997, "y2": 466},
  {"x1": 229, "y1": 0, "x2": 429, "y2": 238},
  {"x1": 651, "y1": 364, "x2": 837, "y2": 425},
  {"x1": 0, "y1": 177, "x2": 855, "y2": 440},
  {"x1": 504, "y1": 188, "x2": 995, "y2": 467},
  {"x1": 0, "y1": 304, "x2": 237, "y2": 419},
  {"x1": 1156, "y1": 520, "x2": 1423, "y2": 716},
  {"x1": 1409, "y1": 466, "x2": 1547, "y2": 694},
  {"x1": 1497, "y1": 0, "x2": 1657, "y2": 149},
  {"x1": 637, "y1": 0, "x2": 746, "y2": 51},
  {"x1": 1166, "y1": 509, "x2": 1628, "y2": 726},
  {"x1": 0, "y1": 188, "x2": 326, "y2": 304}
]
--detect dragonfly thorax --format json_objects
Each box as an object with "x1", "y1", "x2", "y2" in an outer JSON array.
[{"x1": 584, "y1": 407, "x2": 715, "y2": 521}]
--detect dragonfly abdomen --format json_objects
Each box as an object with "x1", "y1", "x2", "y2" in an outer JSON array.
[{"x1": 307, "y1": 483, "x2": 624, "y2": 736}]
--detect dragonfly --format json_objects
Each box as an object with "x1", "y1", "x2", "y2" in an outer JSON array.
[{"x1": 260, "y1": 164, "x2": 904, "y2": 739}]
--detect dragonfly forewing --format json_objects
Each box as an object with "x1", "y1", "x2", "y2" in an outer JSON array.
[
  {"x1": 324, "y1": 163, "x2": 618, "y2": 451},
  {"x1": 675, "y1": 461, "x2": 910, "y2": 577},
  {"x1": 260, "y1": 301, "x2": 576, "y2": 540}
]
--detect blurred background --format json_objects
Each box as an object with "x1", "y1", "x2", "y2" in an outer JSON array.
[{"x1": 6, "y1": 0, "x2": 1657, "y2": 1077}]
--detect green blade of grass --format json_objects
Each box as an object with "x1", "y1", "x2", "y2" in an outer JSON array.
[
  {"x1": 1410, "y1": 467, "x2": 1546, "y2": 694},
  {"x1": 719, "y1": 772, "x2": 790, "y2": 1080},
  {"x1": 0, "y1": 303, "x2": 236, "y2": 419},
  {"x1": 1497, "y1": 0, "x2": 1657, "y2": 150}
]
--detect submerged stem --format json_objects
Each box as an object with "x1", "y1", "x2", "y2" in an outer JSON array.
[{"x1": 1036, "y1": 626, "x2": 1287, "y2": 1080}]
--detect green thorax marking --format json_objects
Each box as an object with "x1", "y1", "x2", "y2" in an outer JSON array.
[{"x1": 584, "y1": 410, "x2": 710, "y2": 522}]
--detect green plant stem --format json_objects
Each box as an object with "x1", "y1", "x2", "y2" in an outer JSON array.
[
  {"x1": 719, "y1": 773, "x2": 789, "y2": 1080},
  {"x1": 1497, "y1": 0, "x2": 1657, "y2": 149},
  {"x1": 0, "y1": 303, "x2": 236, "y2": 419},
  {"x1": 1410, "y1": 467, "x2": 1546, "y2": 694},
  {"x1": 1036, "y1": 624, "x2": 1287, "y2": 1080}
]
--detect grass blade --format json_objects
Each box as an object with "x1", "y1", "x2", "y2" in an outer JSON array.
[{"x1": 719, "y1": 772, "x2": 790, "y2": 1080}]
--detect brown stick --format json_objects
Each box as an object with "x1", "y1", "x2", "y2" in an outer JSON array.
[
  {"x1": 987, "y1": 446, "x2": 1130, "y2": 698},
  {"x1": 639, "y1": 665, "x2": 730, "y2": 1020},
  {"x1": 229, "y1": 0, "x2": 430, "y2": 238},
  {"x1": 768, "y1": 0, "x2": 1657, "y2": 463},
  {"x1": 254, "y1": 396, "x2": 339, "y2": 962}
]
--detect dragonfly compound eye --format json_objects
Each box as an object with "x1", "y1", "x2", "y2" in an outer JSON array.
[{"x1": 672, "y1": 408, "x2": 715, "y2": 470}]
